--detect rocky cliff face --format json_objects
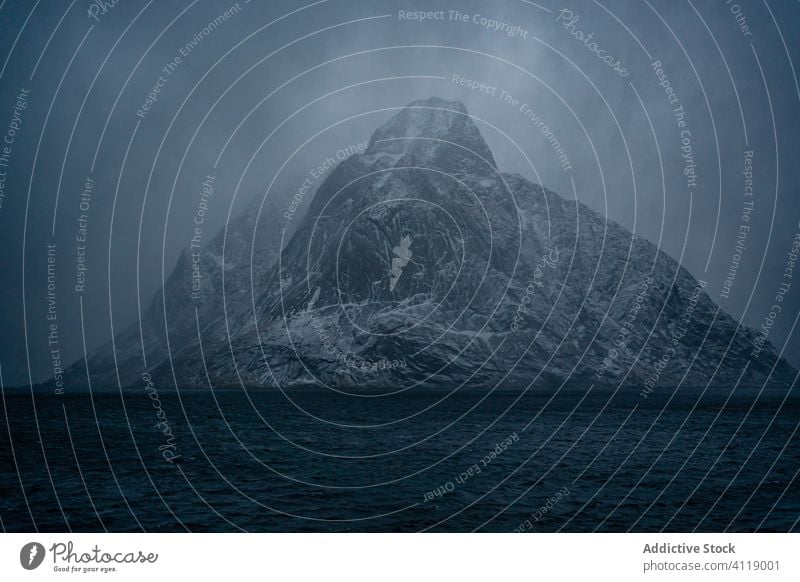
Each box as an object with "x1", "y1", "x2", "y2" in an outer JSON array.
[{"x1": 62, "y1": 97, "x2": 795, "y2": 391}]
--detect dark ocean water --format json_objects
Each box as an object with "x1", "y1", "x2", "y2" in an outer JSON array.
[{"x1": 1, "y1": 386, "x2": 798, "y2": 532}]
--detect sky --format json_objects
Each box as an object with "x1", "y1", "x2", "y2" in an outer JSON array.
[{"x1": 0, "y1": 0, "x2": 799, "y2": 385}]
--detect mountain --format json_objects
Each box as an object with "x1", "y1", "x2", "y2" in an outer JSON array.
[{"x1": 59, "y1": 97, "x2": 795, "y2": 392}]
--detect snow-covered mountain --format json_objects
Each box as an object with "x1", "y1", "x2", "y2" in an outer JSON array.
[{"x1": 60, "y1": 97, "x2": 795, "y2": 391}]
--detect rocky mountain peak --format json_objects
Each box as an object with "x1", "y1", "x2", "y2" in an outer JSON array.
[
  {"x1": 364, "y1": 97, "x2": 496, "y2": 172},
  {"x1": 55, "y1": 96, "x2": 797, "y2": 393}
]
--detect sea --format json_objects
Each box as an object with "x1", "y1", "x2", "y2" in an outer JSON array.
[{"x1": 1, "y1": 385, "x2": 798, "y2": 532}]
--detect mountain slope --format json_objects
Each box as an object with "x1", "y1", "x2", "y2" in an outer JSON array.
[{"x1": 56, "y1": 191, "x2": 300, "y2": 390}]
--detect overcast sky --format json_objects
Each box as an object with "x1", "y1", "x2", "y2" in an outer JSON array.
[{"x1": 0, "y1": 0, "x2": 799, "y2": 385}]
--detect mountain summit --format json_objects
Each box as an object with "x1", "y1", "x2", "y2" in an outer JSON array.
[
  {"x1": 59, "y1": 97, "x2": 795, "y2": 392},
  {"x1": 364, "y1": 96, "x2": 496, "y2": 171}
]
